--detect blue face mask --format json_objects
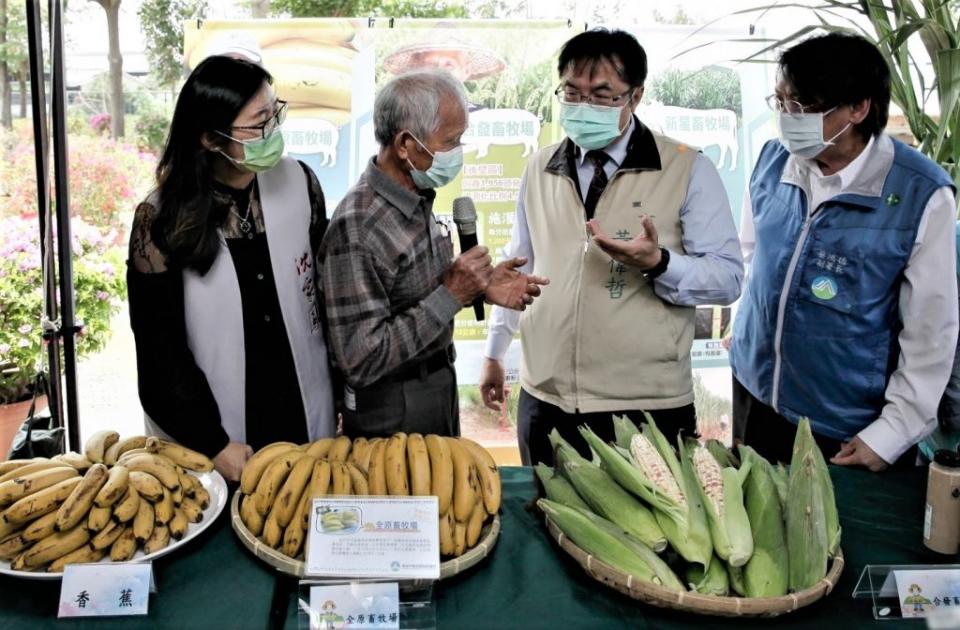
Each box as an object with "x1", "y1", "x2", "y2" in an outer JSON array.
[
  {"x1": 406, "y1": 133, "x2": 464, "y2": 189},
  {"x1": 560, "y1": 101, "x2": 630, "y2": 151}
]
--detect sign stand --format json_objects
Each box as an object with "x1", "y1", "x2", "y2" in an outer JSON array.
[
  {"x1": 297, "y1": 579, "x2": 436, "y2": 630},
  {"x1": 853, "y1": 563, "x2": 960, "y2": 625}
]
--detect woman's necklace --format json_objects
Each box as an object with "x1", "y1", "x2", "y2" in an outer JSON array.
[
  {"x1": 230, "y1": 203, "x2": 253, "y2": 237},
  {"x1": 229, "y1": 181, "x2": 256, "y2": 238}
]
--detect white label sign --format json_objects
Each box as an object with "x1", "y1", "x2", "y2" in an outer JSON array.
[
  {"x1": 308, "y1": 582, "x2": 400, "y2": 629},
  {"x1": 58, "y1": 562, "x2": 154, "y2": 617},
  {"x1": 892, "y1": 569, "x2": 960, "y2": 618},
  {"x1": 305, "y1": 497, "x2": 439, "y2": 579}
]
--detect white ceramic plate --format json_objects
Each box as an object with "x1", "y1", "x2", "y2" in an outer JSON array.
[{"x1": 0, "y1": 470, "x2": 228, "y2": 580}]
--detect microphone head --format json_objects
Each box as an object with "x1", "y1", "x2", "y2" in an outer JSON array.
[{"x1": 452, "y1": 197, "x2": 478, "y2": 231}]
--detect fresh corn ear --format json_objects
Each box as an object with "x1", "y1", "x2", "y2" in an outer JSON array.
[
  {"x1": 539, "y1": 499, "x2": 681, "y2": 591},
  {"x1": 548, "y1": 429, "x2": 590, "y2": 473},
  {"x1": 738, "y1": 445, "x2": 789, "y2": 598},
  {"x1": 706, "y1": 439, "x2": 740, "y2": 469},
  {"x1": 572, "y1": 504, "x2": 685, "y2": 592},
  {"x1": 562, "y1": 460, "x2": 667, "y2": 552},
  {"x1": 787, "y1": 419, "x2": 831, "y2": 591},
  {"x1": 630, "y1": 432, "x2": 685, "y2": 507},
  {"x1": 803, "y1": 423, "x2": 841, "y2": 558},
  {"x1": 685, "y1": 439, "x2": 754, "y2": 568},
  {"x1": 583, "y1": 421, "x2": 714, "y2": 568},
  {"x1": 534, "y1": 463, "x2": 590, "y2": 512},
  {"x1": 686, "y1": 555, "x2": 730, "y2": 596},
  {"x1": 612, "y1": 415, "x2": 642, "y2": 450}
]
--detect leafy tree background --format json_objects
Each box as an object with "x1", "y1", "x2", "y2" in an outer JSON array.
[
  {"x1": 138, "y1": 0, "x2": 208, "y2": 89},
  {"x1": 270, "y1": 0, "x2": 468, "y2": 18},
  {"x1": 0, "y1": 1, "x2": 28, "y2": 129}
]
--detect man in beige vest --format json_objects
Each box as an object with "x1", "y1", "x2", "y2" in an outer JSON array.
[{"x1": 480, "y1": 29, "x2": 743, "y2": 465}]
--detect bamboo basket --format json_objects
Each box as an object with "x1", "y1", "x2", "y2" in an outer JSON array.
[
  {"x1": 230, "y1": 491, "x2": 499, "y2": 587},
  {"x1": 545, "y1": 517, "x2": 844, "y2": 617}
]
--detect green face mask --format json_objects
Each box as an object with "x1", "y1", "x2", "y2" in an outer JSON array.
[{"x1": 216, "y1": 128, "x2": 285, "y2": 173}]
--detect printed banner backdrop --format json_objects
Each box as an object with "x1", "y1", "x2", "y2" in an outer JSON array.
[
  {"x1": 183, "y1": 19, "x2": 774, "y2": 382},
  {"x1": 625, "y1": 24, "x2": 774, "y2": 369}
]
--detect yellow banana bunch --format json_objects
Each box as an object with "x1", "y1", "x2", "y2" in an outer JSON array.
[
  {"x1": 237, "y1": 434, "x2": 501, "y2": 561},
  {"x1": 83, "y1": 431, "x2": 119, "y2": 464},
  {"x1": 145, "y1": 437, "x2": 215, "y2": 473},
  {"x1": 1, "y1": 433, "x2": 214, "y2": 573}
]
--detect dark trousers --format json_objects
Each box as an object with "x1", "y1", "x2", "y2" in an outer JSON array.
[
  {"x1": 517, "y1": 388, "x2": 697, "y2": 467},
  {"x1": 341, "y1": 364, "x2": 460, "y2": 439},
  {"x1": 733, "y1": 376, "x2": 917, "y2": 468}
]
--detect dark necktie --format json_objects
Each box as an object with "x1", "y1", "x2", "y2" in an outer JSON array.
[{"x1": 583, "y1": 150, "x2": 610, "y2": 220}]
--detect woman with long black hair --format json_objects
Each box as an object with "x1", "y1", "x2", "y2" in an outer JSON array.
[{"x1": 128, "y1": 56, "x2": 335, "y2": 481}]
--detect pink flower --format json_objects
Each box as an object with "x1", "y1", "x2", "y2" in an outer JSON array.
[
  {"x1": 0, "y1": 343, "x2": 10, "y2": 354},
  {"x1": 96, "y1": 291, "x2": 109, "y2": 301},
  {"x1": 17, "y1": 339, "x2": 30, "y2": 348},
  {"x1": 17, "y1": 324, "x2": 31, "y2": 334}
]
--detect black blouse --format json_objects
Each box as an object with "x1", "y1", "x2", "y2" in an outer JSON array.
[{"x1": 127, "y1": 162, "x2": 328, "y2": 456}]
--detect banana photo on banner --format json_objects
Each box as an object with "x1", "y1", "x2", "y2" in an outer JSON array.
[{"x1": 183, "y1": 19, "x2": 374, "y2": 205}]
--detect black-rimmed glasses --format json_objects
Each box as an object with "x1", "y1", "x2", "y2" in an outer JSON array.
[
  {"x1": 231, "y1": 100, "x2": 288, "y2": 138},
  {"x1": 555, "y1": 85, "x2": 634, "y2": 107}
]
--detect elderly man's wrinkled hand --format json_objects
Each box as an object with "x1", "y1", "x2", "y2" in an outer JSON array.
[
  {"x1": 444, "y1": 246, "x2": 493, "y2": 305},
  {"x1": 485, "y1": 257, "x2": 549, "y2": 311}
]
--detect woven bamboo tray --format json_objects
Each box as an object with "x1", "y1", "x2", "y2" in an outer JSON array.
[
  {"x1": 545, "y1": 516, "x2": 844, "y2": 618},
  {"x1": 230, "y1": 490, "x2": 499, "y2": 587}
]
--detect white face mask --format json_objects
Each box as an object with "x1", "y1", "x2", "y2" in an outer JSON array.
[{"x1": 777, "y1": 107, "x2": 852, "y2": 159}]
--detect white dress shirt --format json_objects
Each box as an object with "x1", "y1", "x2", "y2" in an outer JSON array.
[
  {"x1": 484, "y1": 118, "x2": 744, "y2": 361},
  {"x1": 739, "y1": 134, "x2": 959, "y2": 463}
]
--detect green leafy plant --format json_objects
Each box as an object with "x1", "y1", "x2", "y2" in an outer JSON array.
[
  {"x1": 138, "y1": 0, "x2": 209, "y2": 88},
  {"x1": 270, "y1": 0, "x2": 467, "y2": 18},
  {"x1": 689, "y1": 0, "x2": 960, "y2": 193},
  {"x1": 0, "y1": 215, "x2": 126, "y2": 404},
  {"x1": 693, "y1": 372, "x2": 732, "y2": 443},
  {"x1": 133, "y1": 110, "x2": 170, "y2": 155},
  {"x1": 648, "y1": 66, "x2": 743, "y2": 116}
]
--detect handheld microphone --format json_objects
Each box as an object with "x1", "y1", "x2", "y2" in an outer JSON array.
[{"x1": 452, "y1": 196, "x2": 485, "y2": 321}]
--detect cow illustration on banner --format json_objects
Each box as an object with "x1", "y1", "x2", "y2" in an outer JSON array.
[{"x1": 640, "y1": 103, "x2": 739, "y2": 171}]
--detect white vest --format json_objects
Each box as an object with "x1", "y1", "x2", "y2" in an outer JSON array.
[{"x1": 145, "y1": 157, "x2": 335, "y2": 444}]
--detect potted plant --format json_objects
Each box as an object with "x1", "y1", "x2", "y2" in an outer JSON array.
[{"x1": 0, "y1": 215, "x2": 126, "y2": 455}]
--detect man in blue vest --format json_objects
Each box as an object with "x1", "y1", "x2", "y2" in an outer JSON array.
[{"x1": 730, "y1": 33, "x2": 958, "y2": 471}]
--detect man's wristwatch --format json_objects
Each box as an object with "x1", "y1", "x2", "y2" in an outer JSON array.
[{"x1": 642, "y1": 247, "x2": 670, "y2": 279}]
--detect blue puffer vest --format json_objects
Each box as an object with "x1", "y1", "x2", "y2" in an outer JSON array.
[{"x1": 731, "y1": 137, "x2": 954, "y2": 441}]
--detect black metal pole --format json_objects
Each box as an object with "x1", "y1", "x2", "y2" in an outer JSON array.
[
  {"x1": 49, "y1": 0, "x2": 80, "y2": 452},
  {"x1": 26, "y1": 0, "x2": 64, "y2": 431}
]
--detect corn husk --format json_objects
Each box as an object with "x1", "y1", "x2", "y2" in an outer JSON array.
[
  {"x1": 534, "y1": 464, "x2": 590, "y2": 512},
  {"x1": 686, "y1": 555, "x2": 730, "y2": 596},
  {"x1": 773, "y1": 463, "x2": 788, "y2": 508},
  {"x1": 786, "y1": 419, "x2": 829, "y2": 591},
  {"x1": 739, "y1": 445, "x2": 789, "y2": 598},
  {"x1": 685, "y1": 438, "x2": 754, "y2": 568},
  {"x1": 581, "y1": 422, "x2": 712, "y2": 568},
  {"x1": 562, "y1": 460, "x2": 667, "y2": 552},
  {"x1": 706, "y1": 439, "x2": 740, "y2": 469},
  {"x1": 573, "y1": 505, "x2": 685, "y2": 592},
  {"x1": 798, "y1": 419, "x2": 842, "y2": 558},
  {"x1": 548, "y1": 429, "x2": 591, "y2": 475},
  {"x1": 727, "y1": 562, "x2": 747, "y2": 596},
  {"x1": 613, "y1": 415, "x2": 641, "y2": 450},
  {"x1": 539, "y1": 499, "x2": 666, "y2": 588}
]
